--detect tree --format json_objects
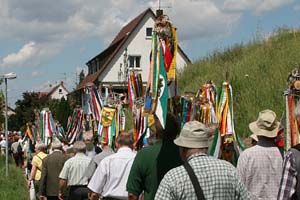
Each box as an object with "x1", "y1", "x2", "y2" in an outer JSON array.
[
  {"x1": 49, "y1": 97, "x2": 71, "y2": 130},
  {"x1": 8, "y1": 92, "x2": 48, "y2": 131}
]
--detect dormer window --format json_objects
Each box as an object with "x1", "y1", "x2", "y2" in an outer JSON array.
[{"x1": 146, "y1": 27, "x2": 152, "y2": 37}]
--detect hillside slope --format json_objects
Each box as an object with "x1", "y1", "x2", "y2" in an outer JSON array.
[{"x1": 178, "y1": 29, "x2": 300, "y2": 137}]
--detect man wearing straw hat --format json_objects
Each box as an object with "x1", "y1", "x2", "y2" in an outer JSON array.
[
  {"x1": 155, "y1": 121, "x2": 250, "y2": 199},
  {"x1": 237, "y1": 109, "x2": 283, "y2": 199}
]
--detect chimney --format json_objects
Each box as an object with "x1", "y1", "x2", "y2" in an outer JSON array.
[{"x1": 156, "y1": 9, "x2": 163, "y2": 18}]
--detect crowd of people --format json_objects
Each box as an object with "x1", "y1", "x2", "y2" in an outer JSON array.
[
  {"x1": 2, "y1": 109, "x2": 300, "y2": 200},
  {"x1": 0, "y1": 132, "x2": 27, "y2": 168}
]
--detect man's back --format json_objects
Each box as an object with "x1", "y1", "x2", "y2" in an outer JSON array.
[
  {"x1": 88, "y1": 147, "x2": 136, "y2": 199},
  {"x1": 40, "y1": 150, "x2": 68, "y2": 196},
  {"x1": 85, "y1": 148, "x2": 114, "y2": 180},
  {"x1": 237, "y1": 144, "x2": 283, "y2": 199},
  {"x1": 59, "y1": 152, "x2": 91, "y2": 186},
  {"x1": 155, "y1": 153, "x2": 250, "y2": 199},
  {"x1": 11, "y1": 141, "x2": 19, "y2": 154},
  {"x1": 127, "y1": 140, "x2": 182, "y2": 200}
]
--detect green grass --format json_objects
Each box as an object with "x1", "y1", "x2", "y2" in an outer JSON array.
[
  {"x1": 178, "y1": 28, "x2": 300, "y2": 137},
  {"x1": 0, "y1": 156, "x2": 29, "y2": 200}
]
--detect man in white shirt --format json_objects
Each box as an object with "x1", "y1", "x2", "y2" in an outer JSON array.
[
  {"x1": 0, "y1": 137, "x2": 7, "y2": 155},
  {"x1": 88, "y1": 131, "x2": 136, "y2": 200},
  {"x1": 59, "y1": 141, "x2": 91, "y2": 200}
]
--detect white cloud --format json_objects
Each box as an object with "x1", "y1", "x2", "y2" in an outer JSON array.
[
  {"x1": 0, "y1": 41, "x2": 63, "y2": 68},
  {"x1": 293, "y1": 4, "x2": 300, "y2": 10},
  {"x1": 1, "y1": 41, "x2": 37, "y2": 67},
  {"x1": 0, "y1": 0, "x2": 294, "y2": 68},
  {"x1": 223, "y1": 0, "x2": 293, "y2": 14},
  {"x1": 170, "y1": 1, "x2": 241, "y2": 40}
]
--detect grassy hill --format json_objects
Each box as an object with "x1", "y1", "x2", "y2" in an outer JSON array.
[{"x1": 178, "y1": 28, "x2": 300, "y2": 137}]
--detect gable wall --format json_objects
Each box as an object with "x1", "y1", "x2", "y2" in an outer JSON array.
[
  {"x1": 50, "y1": 85, "x2": 68, "y2": 100},
  {"x1": 98, "y1": 11, "x2": 189, "y2": 86}
]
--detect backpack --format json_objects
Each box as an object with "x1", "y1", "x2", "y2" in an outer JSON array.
[{"x1": 17, "y1": 142, "x2": 22, "y2": 154}]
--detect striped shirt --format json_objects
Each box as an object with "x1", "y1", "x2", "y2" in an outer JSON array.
[
  {"x1": 155, "y1": 153, "x2": 251, "y2": 200},
  {"x1": 278, "y1": 150, "x2": 298, "y2": 200},
  {"x1": 59, "y1": 152, "x2": 91, "y2": 186},
  {"x1": 237, "y1": 141, "x2": 283, "y2": 200}
]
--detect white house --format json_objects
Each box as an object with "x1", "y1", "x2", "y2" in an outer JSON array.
[
  {"x1": 47, "y1": 81, "x2": 69, "y2": 100},
  {"x1": 78, "y1": 8, "x2": 190, "y2": 91}
]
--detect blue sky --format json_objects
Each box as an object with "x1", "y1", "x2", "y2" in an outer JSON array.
[{"x1": 0, "y1": 0, "x2": 300, "y2": 108}]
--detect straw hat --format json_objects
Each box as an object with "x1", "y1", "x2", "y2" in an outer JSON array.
[
  {"x1": 174, "y1": 121, "x2": 209, "y2": 148},
  {"x1": 249, "y1": 109, "x2": 280, "y2": 138},
  {"x1": 249, "y1": 133, "x2": 258, "y2": 142}
]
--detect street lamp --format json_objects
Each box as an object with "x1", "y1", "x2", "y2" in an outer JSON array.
[{"x1": 3, "y1": 72, "x2": 16, "y2": 177}]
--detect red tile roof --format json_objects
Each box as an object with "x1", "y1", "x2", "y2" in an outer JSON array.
[
  {"x1": 78, "y1": 8, "x2": 154, "y2": 90},
  {"x1": 110, "y1": 8, "x2": 153, "y2": 46}
]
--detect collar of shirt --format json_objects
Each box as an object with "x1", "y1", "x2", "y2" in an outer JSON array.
[
  {"x1": 75, "y1": 152, "x2": 87, "y2": 157},
  {"x1": 102, "y1": 148, "x2": 114, "y2": 153},
  {"x1": 117, "y1": 146, "x2": 133, "y2": 153},
  {"x1": 257, "y1": 139, "x2": 277, "y2": 147},
  {"x1": 187, "y1": 152, "x2": 207, "y2": 161}
]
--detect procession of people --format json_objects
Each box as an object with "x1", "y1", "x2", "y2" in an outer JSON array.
[
  {"x1": 3, "y1": 106, "x2": 298, "y2": 200},
  {"x1": 1, "y1": 8, "x2": 300, "y2": 200}
]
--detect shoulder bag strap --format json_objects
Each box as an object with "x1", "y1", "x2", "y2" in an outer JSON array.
[
  {"x1": 35, "y1": 154, "x2": 44, "y2": 171},
  {"x1": 183, "y1": 161, "x2": 206, "y2": 200}
]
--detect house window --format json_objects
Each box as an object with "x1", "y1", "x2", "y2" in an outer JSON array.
[
  {"x1": 59, "y1": 89, "x2": 62, "y2": 94},
  {"x1": 146, "y1": 27, "x2": 152, "y2": 37},
  {"x1": 128, "y1": 55, "x2": 141, "y2": 68}
]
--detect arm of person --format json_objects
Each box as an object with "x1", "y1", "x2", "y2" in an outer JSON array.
[
  {"x1": 236, "y1": 152, "x2": 247, "y2": 185},
  {"x1": 278, "y1": 151, "x2": 297, "y2": 200},
  {"x1": 127, "y1": 152, "x2": 143, "y2": 199},
  {"x1": 58, "y1": 160, "x2": 69, "y2": 200},
  {"x1": 87, "y1": 158, "x2": 107, "y2": 196},
  {"x1": 88, "y1": 189, "x2": 100, "y2": 200},
  {"x1": 128, "y1": 192, "x2": 139, "y2": 200},
  {"x1": 58, "y1": 179, "x2": 67, "y2": 200},
  {"x1": 85, "y1": 159, "x2": 97, "y2": 181},
  {"x1": 232, "y1": 169, "x2": 252, "y2": 200},
  {"x1": 28, "y1": 165, "x2": 37, "y2": 188}
]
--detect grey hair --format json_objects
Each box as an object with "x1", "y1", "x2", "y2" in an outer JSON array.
[
  {"x1": 35, "y1": 142, "x2": 46, "y2": 152},
  {"x1": 73, "y1": 141, "x2": 86, "y2": 153},
  {"x1": 116, "y1": 131, "x2": 134, "y2": 146},
  {"x1": 82, "y1": 130, "x2": 93, "y2": 141},
  {"x1": 293, "y1": 104, "x2": 300, "y2": 118},
  {"x1": 51, "y1": 140, "x2": 63, "y2": 150}
]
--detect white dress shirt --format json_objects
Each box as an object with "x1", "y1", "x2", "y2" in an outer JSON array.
[{"x1": 88, "y1": 146, "x2": 136, "y2": 199}]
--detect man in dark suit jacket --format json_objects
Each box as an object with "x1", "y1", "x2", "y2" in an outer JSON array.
[{"x1": 39, "y1": 140, "x2": 68, "y2": 200}]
